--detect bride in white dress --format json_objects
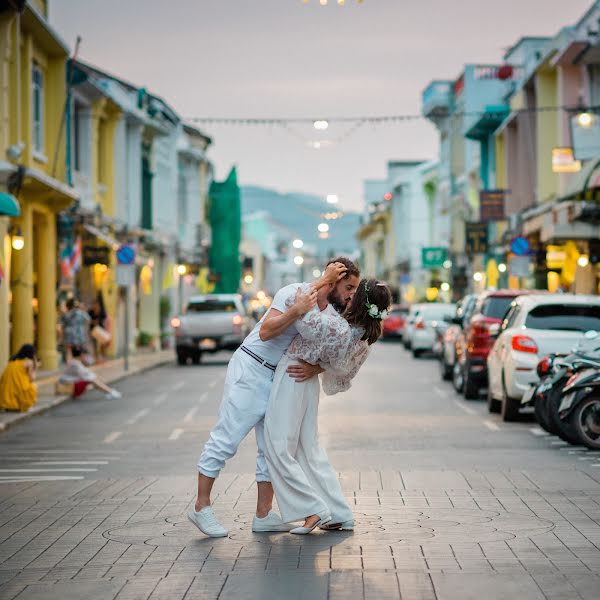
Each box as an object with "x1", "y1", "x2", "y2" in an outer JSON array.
[{"x1": 264, "y1": 278, "x2": 391, "y2": 534}]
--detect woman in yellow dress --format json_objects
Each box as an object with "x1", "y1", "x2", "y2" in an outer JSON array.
[{"x1": 0, "y1": 344, "x2": 37, "y2": 412}]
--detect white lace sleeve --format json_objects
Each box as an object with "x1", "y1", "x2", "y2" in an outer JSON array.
[
  {"x1": 284, "y1": 284, "x2": 335, "y2": 342},
  {"x1": 321, "y1": 342, "x2": 370, "y2": 396}
]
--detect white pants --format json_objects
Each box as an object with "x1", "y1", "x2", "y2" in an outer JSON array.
[
  {"x1": 197, "y1": 349, "x2": 274, "y2": 482},
  {"x1": 264, "y1": 355, "x2": 353, "y2": 523}
]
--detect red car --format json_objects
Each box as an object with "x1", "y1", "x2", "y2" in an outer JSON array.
[
  {"x1": 453, "y1": 290, "x2": 537, "y2": 399},
  {"x1": 383, "y1": 305, "x2": 409, "y2": 340}
]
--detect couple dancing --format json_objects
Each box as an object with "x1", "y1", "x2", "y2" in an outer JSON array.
[{"x1": 188, "y1": 257, "x2": 391, "y2": 536}]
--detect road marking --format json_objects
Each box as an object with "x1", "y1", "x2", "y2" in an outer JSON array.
[
  {"x1": 172, "y1": 381, "x2": 185, "y2": 391},
  {"x1": 126, "y1": 409, "x2": 149, "y2": 425},
  {"x1": 578, "y1": 457, "x2": 597, "y2": 461},
  {"x1": 0, "y1": 476, "x2": 85, "y2": 482},
  {"x1": 483, "y1": 420, "x2": 500, "y2": 431},
  {"x1": 453, "y1": 400, "x2": 476, "y2": 415},
  {"x1": 208, "y1": 380, "x2": 217, "y2": 389},
  {"x1": 433, "y1": 386, "x2": 447, "y2": 398},
  {"x1": 154, "y1": 393, "x2": 168, "y2": 406},
  {"x1": 104, "y1": 431, "x2": 122, "y2": 444},
  {"x1": 530, "y1": 427, "x2": 549, "y2": 436},
  {"x1": 169, "y1": 428, "x2": 184, "y2": 441},
  {"x1": 550, "y1": 440, "x2": 568, "y2": 445},
  {"x1": 29, "y1": 461, "x2": 108, "y2": 465},
  {"x1": 0, "y1": 468, "x2": 98, "y2": 472},
  {"x1": 183, "y1": 407, "x2": 198, "y2": 423}
]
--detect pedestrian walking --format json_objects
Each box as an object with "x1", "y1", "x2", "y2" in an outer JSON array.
[
  {"x1": 89, "y1": 295, "x2": 111, "y2": 362},
  {"x1": 58, "y1": 345, "x2": 121, "y2": 400},
  {"x1": 0, "y1": 344, "x2": 38, "y2": 412},
  {"x1": 60, "y1": 298, "x2": 91, "y2": 361}
]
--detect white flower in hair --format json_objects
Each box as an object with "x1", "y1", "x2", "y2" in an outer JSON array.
[
  {"x1": 368, "y1": 304, "x2": 380, "y2": 318},
  {"x1": 380, "y1": 309, "x2": 388, "y2": 319}
]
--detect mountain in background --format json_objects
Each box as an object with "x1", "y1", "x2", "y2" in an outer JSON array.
[{"x1": 240, "y1": 185, "x2": 361, "y2": 260}]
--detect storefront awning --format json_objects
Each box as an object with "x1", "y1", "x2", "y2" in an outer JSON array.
[
  {"x1": 83, "y1": 224, "x2": 119, "y2": 250},
  {"x1": 0, "y1": 192, "x2": 20, "y2": 217},
  {"x1": 561, "y1": 156, "x2": 600, "y2": 202}
]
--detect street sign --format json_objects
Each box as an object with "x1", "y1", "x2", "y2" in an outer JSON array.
[
  {"x1": 116, "y1": 244, "x2": 136, "y2": 265},
  {"x1": 116, "y1": 264, "x2": 136, "y2": 286},
  {"x1": 421, "y1": 247, "x2": 447, "y2": 269},
  {"x1": 465, "y1": 223, "x2": 488, "y2": 255},
  {"x1": 479, "y1": 190, "x2": 506, "y2": 221},
  {"x1": 511, "y1": 236, "x2": 531, "y2": 256}
]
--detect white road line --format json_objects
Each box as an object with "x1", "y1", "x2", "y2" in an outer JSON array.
[
  {"x1": 126, "y1": 409, "x2": 149, "y2": 426},
  {"x1": 550, "y1": 440, "x2": 568, "y2": 445},
  {"x1": 0, "y1": 468, "x2": 98, "y2": 472},
  {"x1": 104, "y1": 431, "x2": 122, "y2": 444},
  {"x1": 483, "y1": 420, "x2": 500, "y2": 431},
  {"x1": 453, "y1": 400, "x2": 477, "y2": 415},
  {"x1": 172, "y1": 381, "x2": 185, "y2": 391},
  {"x1": 183, "y1": 407, "x2": 198, "y2": 424},
  {"x1": 578, "y1": 457, "x2": 597, "y2": 461},
  {"x1": 0, "y1": 476, "x2": 85, "y2": 482},
  {"x1": 169, "y1": 428, "x2": 184, "y2": 441},
  {"x1": 530, "y1": 427, "x2": 549, "y2": 436},
  {"x1": 28, "y1": 461, "x2": 108, "y2": 465},
  {"x1": 154, "y1": 393, "x2": 168, "y2": 406},
  {"x1": 208, "y1": 380, "x2": 217, "y2": 389}
]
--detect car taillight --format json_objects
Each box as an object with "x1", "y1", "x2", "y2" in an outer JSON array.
[
  {"x1": 232, "y1": 315, "x2": 243, "y2": 326},
  {"x1": 512, "y1": 335, "x2": 538, "y2": 354},
  {"x1": 536, "y1": 356, "x2": 552, "y2": 377},
  {"x1": 170, "y1": 317, "x2": 181, "y2": 328},
  {"x1": 415, "y1": 317, "x2": 425, "y2": 330},
  {"x1": 471, "y1": 322, "x2": 489, "y2": 336}
]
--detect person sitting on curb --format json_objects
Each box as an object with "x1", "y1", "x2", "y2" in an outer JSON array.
[
  {"x1": 59, "y1": 346, "x2": 122, "y2": 400},
  {"x1": 0, "y1": 344, "x2": 38, "y2": 412}
]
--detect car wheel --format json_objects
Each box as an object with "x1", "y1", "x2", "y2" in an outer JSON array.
[
  {"x1": 412, "y1": 348, "x2": 422, "y2": 358},
  {"x1": 440, "y1": 354, "x2": 452, "y2": 381},
  {"x1": 500, "y1": 373, "x2": 520, "y2": 421},
  {"x1": 570, "y1": 396, "x2": 600, "y2": 450},
  {"x1": 463, "y1": 364, "x2": 479, "y2": 400},
  {"x1": 487, "y1": 386, "x2": 501, "y2": 413},
  {"x1": 192, "y1": 352, "x2": 202, "y2": 365},
  {"x1": 452, "y1": 362, "x2": 464, "y2": 393}
]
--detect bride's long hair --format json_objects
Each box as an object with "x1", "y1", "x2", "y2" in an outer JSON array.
[{"x1": 344, "y1": 278, "x2": 392, "y2": 345}]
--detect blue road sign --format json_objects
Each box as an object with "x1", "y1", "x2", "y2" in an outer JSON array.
[
  {"x1": 116, "y1": 244, "x2": 136, "y2": 265},
  {"x1": 510, "y1": 236, "x2": 531, "y2": 257}
]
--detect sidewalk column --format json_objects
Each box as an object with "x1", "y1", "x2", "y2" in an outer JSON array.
[
  {"x1": 36, "y1": 209, "x2": 59, "y2": 370},
  {"x1": 0, "y1": 218, "x2": 10, "y2": 371},
  {"x1": 10, "y1": 201, "x2": 33, "y2": 353}
]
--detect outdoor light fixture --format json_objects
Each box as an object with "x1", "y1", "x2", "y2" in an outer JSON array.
[
  {"x1": 326, "y1": 194, "x2": 339, "y2": 204},
  {"x1": 443, "y1": 260, "x2": 452, "y2": 269},
  {"x1": 317, "y1": 223, "x2": 329, "y2": 233},
  {"x1": 292, "y1": 239, "x2": 304, "y2": 249},
  {"x1": 313, "y1": 120, "x2": 329, "y2": 130},
  {"x1": 312, "y1": 269, "x2": 321, "y2": 278},
  {"x1": 441, "y1": 282, "x2": 450, "y2": 292},
  {"x1": 577, "y1": 111, "x2": 594, "y2": 128},
  {"x1": 11, "y1": 228, "x2": 24, "y2": 251},
  {"x1": 473, "y1": 272, "x2": 483, "y2": 282},
  {"x1": 294, "y1": 256, "x2": 304, "y2": 265},
  {"x1": 578, "y1": 255, "x2": 590, "y2": 267},
  {"x1": 176, "y1": 264, "x2": 187, "y2": 276},
  {"x1": 498, "y1": 263, "x2": 507, "y2": 273},
  {"x1": 244, "y1": 274, "x2": 254, "y2": 284}
]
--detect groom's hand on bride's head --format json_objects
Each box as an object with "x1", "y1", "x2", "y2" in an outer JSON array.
[
  {"x1": 322, "y1": 262, "x2": 347, "y2": 284},
  {"x1": 292, "y1": 287, "x2": 318, "y2": 316},
  {"x1": 287, "y1": 359, "x2": 324, "y2": 382}
]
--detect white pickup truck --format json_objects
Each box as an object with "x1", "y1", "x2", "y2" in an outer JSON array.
[{"x1": 171, "y1": 294, "x2": 252, "y2": 365}]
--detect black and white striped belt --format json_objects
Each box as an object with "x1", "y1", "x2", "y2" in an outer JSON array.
[{"x1": 240, "y1": 346, "x2": 277, "y2": 371}]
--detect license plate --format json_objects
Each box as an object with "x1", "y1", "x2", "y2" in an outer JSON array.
[
  {"x1": 558, "y1": 392, "x2": 575, "y2": 412},
  {"x1": 521, "y1": 385, "x2": 536, "y2": 405},
  {"x1": 199, "y1": 338, "x2": 217, "y2": 350}
]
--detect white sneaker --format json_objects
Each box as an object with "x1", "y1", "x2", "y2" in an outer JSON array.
[
  {"x1": 320, "y1": 519, "x2": 354, "y2": 531},
  {"x1": 252, "y1": 511, "x2": 293, "y2": 532},
  {"x1": 187, "y1": 507, "x2": 228, "y2": 538},
  {"x1": 290, "y1": 514, "x2": 331, "y2": 535},
  {"x1": 106, "y1": 389, "x2": 122, "y2": 399}
]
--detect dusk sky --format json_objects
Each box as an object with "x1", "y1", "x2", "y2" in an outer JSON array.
[{"x1": 50, "y1": 0, "x2": 592, "y2": 212}]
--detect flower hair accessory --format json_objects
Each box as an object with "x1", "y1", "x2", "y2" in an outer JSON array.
[{"x1": 364, "y1": 281, "x2": 388, "y2": 320}]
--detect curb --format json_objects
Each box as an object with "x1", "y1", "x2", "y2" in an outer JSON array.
[{"x1": 0, "y1": 356, "x2": 173, "y2": 434}]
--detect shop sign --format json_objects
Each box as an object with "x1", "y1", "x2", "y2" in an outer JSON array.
[
  {"x1": 509, "y1": 256, "x2": 531, "y2": 278},
  {"x1": 465, "y1": 223, "x2": 488, "y2": 255},
  {"x1": 552, "y1": 147, "x2": 581, "y2": 173},
  {"x1": 421, "y1": 247, "x2": 447, "y2": 269},
  {"x1": 82, "y1": 245, "x2": 110, "y2": 266},
  {"x1": 479, "y1": 190, "x2": 506, "y2": 221}
]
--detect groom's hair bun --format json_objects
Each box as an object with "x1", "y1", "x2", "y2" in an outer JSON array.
[{"x1": 326, "y1": 256, "x2": 360, "y2": 279}]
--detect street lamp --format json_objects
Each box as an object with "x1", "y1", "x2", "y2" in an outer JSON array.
[
  {"x1": 577, "y1": 111, "x2": 594, "y2": 128},
  {"x1": 312, "y1": 269, "x2": 321, "y2": 278},
  {"x1": 11, "y1": 229, "x2": 24, "y2": 251},
  {"x1": 317, "y1": 223, "x2": 329, "y2": 233},
  {"x1": 443, "y1": 260, "x2": 452, "y2": 270},
  {"x1": 498, "y1": 263, "x2": 507, "y2": 273},
  {"x1": 313, "y1": 120, "x2": 329, "y2": 130},
  {"x1": 578, "y1": 255, "x2": 590, "y2": 267},
  {"x1": 441, "y1": 282, "x2": 450, "y2": 292},
  {"x1": 473, "y1": 272, "x2": 483, "y2": 282},
  {"x1": 326, "y1": 194, "x2": 339, "y2": 204},
  {"x1": 244, "y1": 274, "x2": 254, "y2": 284},
  {"x1": 294, "y1": 256, "x2": 304, "y2": 265},
  {"x1": 293, "y1": 239, "x2": 304, "y2": 249}
]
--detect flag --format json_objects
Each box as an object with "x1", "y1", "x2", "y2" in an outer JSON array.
[
  {"x1": 59, "y1": 237, "x2": 82, "y2": 280},
  {"x1": 70, "y1": 236, "x2": 81, "y2": 274}
]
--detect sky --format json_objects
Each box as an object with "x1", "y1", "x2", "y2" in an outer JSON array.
[{"x1": 50, "y1": 0, "x2": 593, "y2": 212}]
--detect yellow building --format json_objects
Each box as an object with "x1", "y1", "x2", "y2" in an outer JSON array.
[{"x1": 0, "y1": 1, "x2": 77, "y2": 371}]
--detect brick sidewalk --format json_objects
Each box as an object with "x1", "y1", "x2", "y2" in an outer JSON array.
[{"x1": 0, "y1": 350, "x2": 173, "y2": 432}]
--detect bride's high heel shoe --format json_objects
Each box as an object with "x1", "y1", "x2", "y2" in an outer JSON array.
[{"x1": 290, "y1": 514, "x2": 332, "y2": 535}]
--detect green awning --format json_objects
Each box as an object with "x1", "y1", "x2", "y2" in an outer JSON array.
[{"x1": 0, "y1": 192, "x2": 20, "y2": 217}]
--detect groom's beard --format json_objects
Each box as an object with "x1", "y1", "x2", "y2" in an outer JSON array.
[{"x1": 327, "y1": 288, "x2": 347, "y2": 314}]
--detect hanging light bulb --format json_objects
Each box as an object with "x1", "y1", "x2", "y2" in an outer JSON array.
[
  {"x1": 11, "y1": 228, "x2": 24, "y2": 251},
  {"x1": 577, "y1": 112, "x2": 593, "y2": 128}
]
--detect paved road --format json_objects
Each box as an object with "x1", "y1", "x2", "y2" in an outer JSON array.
[{"x1": 0, "y1": 343, "x2": 599, "y2": 599}]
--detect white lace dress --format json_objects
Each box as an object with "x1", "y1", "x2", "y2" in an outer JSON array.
[{"x1": 263, "y1": 296, "x2": 369, "y2": 524}]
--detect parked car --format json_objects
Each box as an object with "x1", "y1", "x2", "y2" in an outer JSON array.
[
  {"x1": 453, "y1": 290, "x2": 535, "y2": 399},
  {"x1": 403, "y1": 304, "x2": 425, "y2": 350},
  {"x1": 171, "y1": 294, "x2": 252, "y2": 365},
  {"x1": 383, "y1": 305, "x2": 409, "y2": 340},
  {"x1": 439, "y1": 294, "x2": 477, "y2": 381},
  {"x1": 410, "y1": 303, "x2": 456, "y2": 358},
  {"x1": 487, "y1": 293, "x2": 600, "y2": 420}
]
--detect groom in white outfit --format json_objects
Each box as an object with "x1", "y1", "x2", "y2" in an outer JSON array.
[{"x1": 188, "y1": 257, "x2": 360, "y2": 537}]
